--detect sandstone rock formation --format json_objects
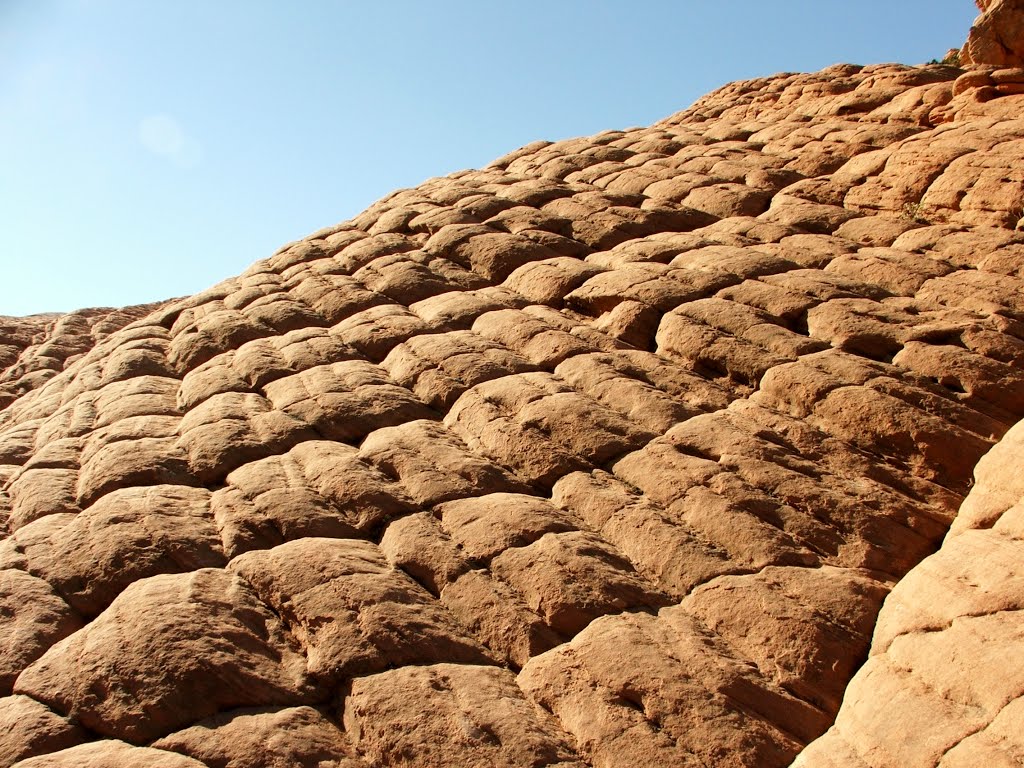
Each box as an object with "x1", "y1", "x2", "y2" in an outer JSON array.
[
  {"x1": 2, "y1": 13, "x2": 1024, "y2": 768},
  {"x1": 962, "y1": 0, "x2": 1024, "y2": 67},
  {"x1": 0, "y1": 305, "x2": 163, "y2": 409},
  {"x1": 795, "y1": 419, "x2": 1024, "y2": 767}
]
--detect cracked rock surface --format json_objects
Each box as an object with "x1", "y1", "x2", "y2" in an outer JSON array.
[{"x1": 2, "y1": 18, "x2": 1024, "y2": 768}]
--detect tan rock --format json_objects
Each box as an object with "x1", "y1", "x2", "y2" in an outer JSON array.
[
  {"x1": 10, "y1": 741, "x2": 208, "y2": 768},
  {"x1": 16, "y1": 485, "x2": 223, "y2": 616},
  {"x1": 0, "y1": 695, "x2": 84, "y2": 768},
  {"x1": 169, "y1": 307, "x2": 275, "y2": 373},
  {"x1": 154, "y1": 706, "x2": 368, "y2": 768},
  {"x1": 231, "y1": 328, "x2": 357, "y2": 389},
  {"x1": 15, "y1": 569, "x2": 318, "y2": 743},
  {"x1": 810, "y1": 385, "x2": 993, "y2": 493},
  {"x1": 409, "y1": 285, "x2": 527, "y2": 330},
  {"x1": 553, "y1": 353, "x2": 698, "y2": 432},
  {"x1": 353, "y1": 250, "x2": 486, "y2": 304},
  {"x1": 6, "y1": 43, "x2": 1024, "y2": 768},
  {"x1": 566, "y1": 263, "x2": 736, "y2": 315},
  {"x1": 472, "y1": 307, "x2": 595, "y2": 367},
  {"x1": 285, "y1": 271, "x2": 388, "y2": 326},
  {"x1": 0, "y1": 571, "x2": 81, "y2": 695},
  {"x1": 229, "y1": 538, "x2": 490, "y2": 684},
  {"x1": 344, "y1": 664, "x2": 585, "y2": 767}
]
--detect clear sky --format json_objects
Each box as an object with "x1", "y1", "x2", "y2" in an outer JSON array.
[{"x1": 1, "y1": 1, "x2": 978, "y2": 316}]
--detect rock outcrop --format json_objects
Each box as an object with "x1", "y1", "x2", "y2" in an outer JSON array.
[
  {"x1": 962, "y1": 0, "x2": 1024, "y2": 67},
  {"x1": 0, "y1": 305, "x2": 166, "y2": 409},
  {"x1": 796, "y1": 419, "x2": 1024, "y2": 767},
  {"x1": 2, "y1": 13, "x2": 1024, "y2": 768}
]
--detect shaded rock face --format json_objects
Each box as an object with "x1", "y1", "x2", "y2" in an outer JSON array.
[
  {"x1": 962, "y1": 0, "x2": 1024, "y2": 67},
  {"x1": 796, "y1": 420, "x2": 1024, "y2": 767},
  {"x1": 1, "y1": 54, "x2": 1024, "y2": 768}
]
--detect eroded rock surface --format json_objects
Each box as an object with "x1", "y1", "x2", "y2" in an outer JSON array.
[
  {"x1": 796, "y1": 419, "x2": 1024, "y2": 767},
  {"x1": 0, "y1": 305, "x2": 166, "y2": 411},
  {"x1": 962, "y1": 0, "x2": 1024, "y2": 67},
  {"x1": 3, "y1": 15, "x2": 1024, "y2": 767}
]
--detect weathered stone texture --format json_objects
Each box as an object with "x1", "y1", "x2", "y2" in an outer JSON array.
[
  {"x1": 2, "y1": 31, "x2": 1024, "y2": 768},
  {"x1": 962, "y1": 0, "x2": 1024, "y2": 67},
  {"x1": 796, "y1": 419, "x2": 1024, "y2": 767}
]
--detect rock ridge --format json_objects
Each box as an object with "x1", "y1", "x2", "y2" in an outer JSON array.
[{"x1": 2, "y1": 19, "x2": 1024, "y2": 768}]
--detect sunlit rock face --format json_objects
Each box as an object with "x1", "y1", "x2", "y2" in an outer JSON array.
[
  {"x1": 1, "y1": 12, "x2": 1024, "y2": 768},
  {"x1": 961, "y1": 0, "x2": 1024, "y2": 67}
]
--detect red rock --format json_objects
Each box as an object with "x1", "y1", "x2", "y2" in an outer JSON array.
[
  {"x1": 490, "y1": 530, "x2": 669, "y2": 636},
  {"x1": 381, "y1": 329, "x2": 536, "y2": 410},
  {"x1": 501, "y1": 256, "x2": 605, "y2": 307},
  {"x1": 14, "y1": 485, "x2": 222, "y2": 617},
  {"x1": 359, "y1": 420, "x2": 528, "y2": 506},
  {"x1": 176, "y1": 391, "x2": 317, "y2": 482},
  {"x1": 379, "y1": 511, "x2": 469, "y2": 594},
  {"x1": 261, "y1": 360, "x2": 436, "y2": 443},
  {"x1": 444, "y1": 373, "x2": 655, "y2": 488},
  {"x1": 5, "y1": 469, "x2": 80, "y2": 532},
  {"x1": 439, "y1": 570, "x2": 563, "y2": 666},
  {"x1": 681, "y1": 565, "x2": 889, "y2": 713},
  {"x1": 472, "y1": 308, "x2": 596, "y2": 367},
  {"x1": 519, "y1": 606, "x2": 827, "y2": 767},
  {"x1": 796, "y1": 418, "x2": 1024, "y2": 766},
  {"x1": 76, "y1": 426, "x2": 197, "y2": 508},
  {"x1": 330, "y1": 305, "x2": 433, "y2": 361},
  {"x1": 961, "y1": 0, "x2": 1024, "y2": 67},
  {"x1": 213, "y1": 440, "x2": 412, "y2": 557}
]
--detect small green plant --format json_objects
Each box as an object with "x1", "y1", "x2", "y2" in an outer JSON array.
[
  {"x1": 902, "y1": 201, "x2": 929, "y2": 223},
  {"x1": 926, "y1": 50, "x2": 962, "y2": 67}
]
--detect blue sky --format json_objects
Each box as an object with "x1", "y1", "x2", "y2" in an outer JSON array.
[{"x1": 1, "y1": 1, "x2": 978, "y2": 316}]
